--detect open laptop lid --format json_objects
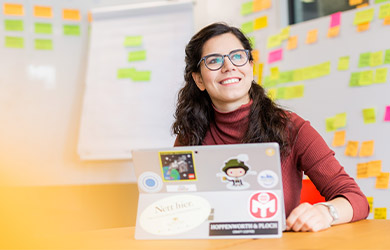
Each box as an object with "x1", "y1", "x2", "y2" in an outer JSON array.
[{"x1": 133, "y1": 143, "x2": 285, "y2": 239}]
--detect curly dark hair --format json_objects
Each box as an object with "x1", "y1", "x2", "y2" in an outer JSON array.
[{"x1": 172, "y1": 22, "x2": 292, "y2": 157}]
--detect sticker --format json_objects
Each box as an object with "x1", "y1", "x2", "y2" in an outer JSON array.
[
  {"x1": 209, "y1": 221, "x2": 279, "y2": 236},
  {"x1": 166, "y1": 184, "x2": 197, "y2": 192},
  {"x1": 249, "y1": 191, "x2": 278, "y2": 219},
  {"x1": 159, "y1": 151, "x2": 197, "y2": 181},
  {"x1": 140, "y1": 194, "x2": 210, "y2": 235},
  {"x1": 257, "y1": 170, "x2": 279, "y2": 188},
  {"x1": 265, "y1": 147, "x2": 276, "y2": 156},
  {"x1": 216, "y1": 154, "x2": 257, "y2": 190},
  {"x1": 138, "y1": 172, "x2": 163, "y2": 193}
]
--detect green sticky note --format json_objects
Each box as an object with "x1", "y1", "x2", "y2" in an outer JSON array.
[
  {"x1": 4, "y1": 20, "x2": 23, "y2": 31},
  {"x1": 34, "y1": 39, "x2": 53, "y2": 50},
  {"x1": 374, "y1": 67, "x2": 388, "y2": 83},
  {"x1": 35, "y1": 23, "x2": 52, "y2": 34},
  {"x1": 128, "y1": 50, "x2": 146, "y2": 62},
  {"x1": 267, "y1": 34, "x2": 281, "y2": 49},
  {"x1": 248, "y1": 36, "x2": 256, "y2": 47},
  {"x1": 359, "y1": 70, "x2": 374, "y2": 86},
  {"x1": 262, "y1": 76, "x2": 278, "y2": 88},
  {"x1": 284, "y1": 85, "x2": 304, "y2": 99},
  {"x1": 117, "y1": 68, "x2": 135, "y2": 79},
  {"x1": 379, "y1": 3, "x2": 390, "y2": 19},
  {"x1": 124, "y1": 36, "x2": 142, "y2": 47},
  {"x1": 325, "y1": 117, "x2": 336, "y2": 132},
  {"x1": 376, "y1": 0, "x2": 390, "y2": 4},
  {"x1": 280, "y1": 26, "x2": 290, "y2": 41},
  {"x1": 63, "y1": 25, "x2": 80, "y2": 36},
  {"x1": 293, "y1": 69, "x2": 304, "y2": 82},
  {"x1": 384, "y1": 49, "x2": 390, "y2": 64},
  {"x1": 276, "y1": 87, "x2": 286, "y2": 99},
  {"x1": 338, "y1": 56, "x2": 350, "y2": 71},
  {"x1": 279, "y1": 71, "x2": 293, "y2": 83},
  {"x1": 349, "y1": 72, "x2": 360, "y2": 87},
  {"x1": 318, "y1": 62, "x2": 331, "y2": 77},
  {"x1": 241, "y1": 21, "x2": 254, "y2": 34},
  {"x1": 241, "y1": 1, "x2": 253, "y2": 16},
  {"x1": 5, "y1": 36, "x2": 24, "y2": 49},
  {"x1": 334, "y1": 112, "x2": 347, "y2": 129},
  {"x1": 131, "y1": 70, "x2": 151, "y2": 81},
  {"x1": 359, "y1": 52, "x2": 371, "y2": 68},
  {"x1": 362, "y1": 108, "x2": 376, "y2": 124},
  {"x1": 353, "y1": 8, "x2": 375, "y2": 25},
  {"x1": 370, "y1": 51, "x2": 383, "y2": 67}
]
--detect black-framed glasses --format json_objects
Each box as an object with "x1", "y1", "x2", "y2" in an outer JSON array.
[{"x1": 197, "y1": 49, "x2": 250, "y2": 71}]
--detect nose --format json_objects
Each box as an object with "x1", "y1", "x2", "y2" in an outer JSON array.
[{"x1": 221, "y1": 55, "x2": 236, "y2": 72}]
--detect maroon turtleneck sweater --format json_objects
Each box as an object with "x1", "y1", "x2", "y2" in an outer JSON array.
[{"x1": 175, "y1": 101, "x2": 369, "y2": 221}]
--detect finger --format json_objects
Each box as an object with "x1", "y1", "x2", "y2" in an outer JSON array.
[{"x1": 286, "y1": 203, "x2": 311, "y2": 231}]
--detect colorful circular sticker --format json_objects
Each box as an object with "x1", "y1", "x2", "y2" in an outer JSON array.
[
  {"x1": 248, "y1": 191, "x2": 278, "y2": 219},
  {"x1": 257, "y1": 170, "x2": 279, "y2": 188},
  {"x1": 138, "y1": 172, "x2": 163, "y2": 193},
  {"x1": 140, "y1": 194, "x2": 211, "y2": 235}
]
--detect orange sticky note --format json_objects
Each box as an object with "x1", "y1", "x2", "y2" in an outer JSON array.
[
  {"x1": 3, "y1": 3, "x2": 24, "y2": 16},
  {"x1": 253, "y1": 0, "x2": 271, "y2": 11},
  {"x1": 287, "y1": 35, "x2": 298, "y2": 50},
  {"x1": 357, "y1": 22, "x2": 370, "y2": 32},
  {"x1": 34, "y1": 6, "x2": 53, "y2": 18},
  {"x1": 88, "y1": 11, "x2": 93, "y2": 22},
  {"x1": 356, "y1": 163, "x2": 368, "y2": 178},
  {"x1": 305, "y1": 29, "x2": 318, "y2": 44},
  {"x1": 349, "y1": 0, "x2": 363, "y2": 6},
  {"x1": 357, "y1": 3, "x2": 369, "y2": 8},
  {"x1": 345, "y1": 141, "x2": 359, "y2": 157},
  {"x1": 63, "y1": 9, "x2": 81, "y2": 21},
  {"x1": 367, "y1": 160, "x2": 382, "y2": 177},
  {"x1": 359, "y1": 140, "x2": 374, "y2": 157},
  {"x1": 376, "y1": 172, "x2": 390, "y2": 189},
  {"x1": 384, "y1": 16, "x2": 390, "y2": 25},
  {"x1": 327, "y1": 26, "x2": 340, "y2": 38},
  {"x1": 252, "y1": 49, "x2": 259, "y2": 63},
  {"x1": 332, "y1": 130, "x2": 346, "y2": 147}
]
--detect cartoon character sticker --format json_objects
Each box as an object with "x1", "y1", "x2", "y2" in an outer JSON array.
[
  {"x1": 159, "y1": 151, "x2": 197, "y2": 181},
  {"x1": 216, "y1": 154, "x2": 256, "y2": 190}
]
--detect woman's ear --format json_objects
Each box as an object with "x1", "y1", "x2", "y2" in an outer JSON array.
[{"x1": 192, "y1": 72, "x2": 206, "y2": 91}]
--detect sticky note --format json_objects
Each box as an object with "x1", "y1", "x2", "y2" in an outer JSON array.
[
  {"x1": 384, "y1": 16, "x2": 390, "y2": 25},
  {"x1": 4, "y1": 20, "x2": 23, "y2": 31},
  {"x1": 252, "y1": 0, "x2": 262, "y2": 12},
  {"x1": 384, "y1": 49, "x2": 390, "y2": 64},
  {"x1": 267, "y1": 34, "x2": 281, "y2": 49},
  {"x1": 370, "y1": 51, "x2": 383, "y2": 67},
  {"x1": 88, "y1": 12, "x2": 93, "y2": 23},
  {"x1": 353, "y1": 8, "x2": 374, "y2": 25},
  {"x1": 35, "y1": 23, "x2": 52, "y2": 34},
  {"x1": 267, "y1": 88, "x2": 277, "y2": 100},
  {"x1": 357, "y1": 22, "x2": 370, "y2": 32},
  {"x1": 124, "y1": 36, "x2": 142, "y2": 47},
  {"x1": 379, "y1": 3, "x2": 390, "y2": 19},
  {"x1": 334, "y1": 112, "x2": 347, "y2": 128},
  {"x1": 128, "y1": 50, "x2": 147, "y2": 62},
  {"x1": 376, "y1": 0, "x2": 390, "y2": 3},
  {"x1": 332, "y1": 130, "x2": 346, "y2": 147},
  {"x1": 35, "y1": 39, "x2": 53, "y2": 50},
  {"x1": 34, "y1": 6, "x2": 53, "y2": 18},
  {"x1": 241, "y1": 21, "x2": 254, "y2": 34},
  {"x1": 367, "y1": 160, "x2": 381, "y2": 177},
  {"x1": 287, "y1": 36, "x2": 298, "y2": 50},
  {"x1": 374, "y1": 68, "x2": 388, "y2": 83},
  {"x1": 349, "y1": 72, "x2": 360, "y2": 87},
  {"x1": 349, "y1": 0, "x2": 363, "y2": 5},
  {"x1": 241, "y1": 1, "x2": 253, "y2": 16},
  {"x1": 362, "y1": 108, "x2": 376, "y2": 124},
  {"x1": 326, "y1": 117, "x2": 336, "y2": 132},
  {"x1": 254, "y1": 16, "x2": 268, "y2": 30},
  {"x1": 384, "y1": 105, "x2": 390, "y2": 121},
  {"x1": 376, "y1": 172, "x2": 390, "y2": 189},
  {"x1": 305, "y1": 29, "x2": 318, "y2": 44},
  {"x1": 374, "y1": 208, "x2": 387, "y2": 219},
  {"x1": 63, "y1": 9, "x2": 81, "y2": 21},
  {"x1": 248, "y1": 36, "x2": 256, "y2": 47},
  {"x1": 345, "y1": 141, "x2": 359, "y2": 157},
  {"x1": 252, "y1": 49, "x2": 259, "y2": 63},
  {"x1": 358, "y1": 52, "x2": 370, "y2": 67},
  {"x1": 270, "y1": 67, "x2": 280, "y2": 80},
  {"x1": 284, "y1": 85, "x2": 304, "y2": 99},
  {"x1": 268, "y1": 48, "x2": 283, "y2": 64},
  {"x1": 358, "y1": 70, "x2": 373, "y2": 86},
  {"x1": 117, "y1": 68, "x2": 135, "y2": 79},
  {"x1": 356, "y1": 163, "x2": 368, "y2": 178},
  {"x1": 367, "y1": 197, "x2": 373, "y2": 213},
  {"x1": 330, "y1": 12, "x2": 341, "y2": 27},
  {"x1": 3, "y1": 3, "x2": 24, "y2": 16},
  {"x1": 259, "y1": 0, "x2": 271, "y2": 10},
  {"x1": 4, "y1": 36, "x2": 24, "y2": 49},
  {"x1": 338, "y1": 56, "x2": 350, "y2": 71},
  {"x1": 293, "y1": 69, "x2": 303, "y2": 82},
  {"x1": 357, "y1": 3, "x2": 369, "y2": 8},
  {"x1": 132, "y1": 70, "x2": 151, "y2": 82},
  {"x1": 280, "y1": 26, "x2": 290, "y2": 40},
  {"x1": 359, "y1": 140, "x2": 374, "y2": 157},
  {"x1": 327, "y1": 26, "x2": 340, "y2": 38},
  {"x1": 279, "y1": 71, "x2": 293, "y2": 83},
  {"x1": 63, "y1": 25, "x2": 80, "y2": 36}
]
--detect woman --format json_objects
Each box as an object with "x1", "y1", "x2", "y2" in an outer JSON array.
[{"x1": 172, "y1": 22, "x2": 369, "y2": 232}]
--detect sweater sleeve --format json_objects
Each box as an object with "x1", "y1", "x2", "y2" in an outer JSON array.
[{"x1": 290, "y1": 113, "x2": 369, "y2": 222}]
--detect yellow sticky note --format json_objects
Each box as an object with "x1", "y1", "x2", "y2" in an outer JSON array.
[
  {"x1": 124, "y1": 36, "x2": 142, "y2": 47},
  {"x1": 327, "y1": 26, "x2": 340, "y2": 38},
  {"x1": 332, "y1": 130, "x2": 346, "y2": 147},
  {"x1": 367, "y1": 160, "x2": 382, "y2": 177},
  {"x1": 359, "y1": 70, "x2": 373, "y2": 86},
  {"x1": 370, "y1": 51, "x2": 383, "y2": 67},
  {"x1": 305, "y1": 29, "x2": 318, "y2": 44},
  {"x1": 362, "y1": 108, "x2": 376, "y2": 124},
  {"x1": 287, "y1": 36, "x2": 298, "y2": 50},
  {"x1": 5, "y1": 36, "x2": 24, "y2": 49},
  {"x1": 34, "y1": 6, "x2": 53, "y2": 18},
  {"x1": 334, "y1": 112, "x2": 347, "y2": 128},
  {"x1": 345, "y1": 141, "x2": 359, "y2": 157},
  {"x1": 267, "y1": 34, "x2": 282, "y2": 49},
  {"x1": 338, "y1": 56, "x2": 350, "y2": 71},
  {"x1": 376, "y1": 172, "x2": 390, "y2": 189},
  {"x1": 367, "y1": 197, "x2": 373, "y2": 213},
  {"x1": 270, "y1": 67, "x2": 279, "y2": 80},
  {"x1": 357, "y1": 163, "x2": 368, "y2": 178},
  {"x1": 374, "y1": 68, "x2": 388, "y2": 83},
  {"x1": 359, "y1": 140, "x2": 374, "y2": 157},
  {"x1": 117, "y1": 68, "x2": 135, "y2": 79},
  {"x1": 349, "y1": 0, "x2": 363, "y2": 6},
  {"x1": 131, "y1": 70, "x2": 151, "y2": 82},
  {"x1": 3, "y1": 3, "x2": 24, "y2": 16},
  {"x1": 254, "y1": 16, "x2": 268, "y2": 30},
  {"x1": 63, "y1": 9, "x2": 81, "y2": 21},
  {"x1": 128, "y1": 50, "x2": 147, "y2": 62},
  {"x1": 280, "y1": 26, "x2": 290, "y2": 40},
  {"x1": 374, "y1": 208, "x2": 387, "y2": 219},
  {"x1": 326, "y1": 117, "x2": 336, "y2": 132},
  {"x1": 379, "y1": 3, "x2": 390, "y2": 19},
  {"x1": 267, "y1": 88, "x2": 277, "y2": 100},
  {"x1": 353, "y1": 8, "x2": 374, "y2": 25},
  {"x1": 284, "y1": 85, "x2": 304, "y2": 99},
  {"x1": 257, "y1": 63, "x2": 263, "y2": 84},
  {"x1": 357, "y1": 22, "x2": 370, "y2": 32},
  {"x1": 34, "y1": 39, "x2": 53, "y2": 50}
]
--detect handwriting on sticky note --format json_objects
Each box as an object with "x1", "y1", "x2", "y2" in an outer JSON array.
[
  {"x1": 345, "y1": 141, "x2": 359, "y2": 157},
  {"x1": 268, "y1": 49, "x2": 283, "y2": 64},
  {"x1": 376, "y1": 172, "x2": 390, "y2": 189},
  {"x1": 362, "y1": 108, "x2": 376, "y2": 124},
  {"x1": 357, "y1": 163, "x2": 368, "y2": 178},
  {"x1": 368, "y1": 160, "x2": 382, "y2": 177},
  {"x1": 332, "y1": 130, "x2": 346, "y2": 147},
  {"x1": 3, "y1": 3, "x2": 24, "y2": 16},
  {"x1": 374, "y1": 208, "x2": 387, "y2": 219},
  {"x1": 34, "y1": 6, "x2": 52, "y2": 18}
]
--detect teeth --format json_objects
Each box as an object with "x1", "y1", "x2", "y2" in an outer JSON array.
[{"x1": 221, "y1": 78, "x2": 239, "y2": 84}]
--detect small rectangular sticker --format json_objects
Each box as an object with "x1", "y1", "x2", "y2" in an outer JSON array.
[
  {"x1": 159, "y1": 151, "x2": 197, "y2": 181},
  {"x1": 209, "y1": 221, "x2": 279, "y2": 236}
]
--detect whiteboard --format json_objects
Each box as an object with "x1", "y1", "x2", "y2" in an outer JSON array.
[
  {"x1": 262, "y1": 4, "x2": 390, "y2": 219},
  {"x1": 78, "y1": 1, "x2": 194, "y2": 160}
]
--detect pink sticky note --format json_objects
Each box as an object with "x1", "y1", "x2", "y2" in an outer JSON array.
[
  {"x1": 268, "y1": 48, "x2": 283, "y2": 64},
  {"x1": 384, "y1": 106, "x2": 390, "y2": 122},
  {"x1": 330, "y1": 12, "x2": 341, "y2": 28}
]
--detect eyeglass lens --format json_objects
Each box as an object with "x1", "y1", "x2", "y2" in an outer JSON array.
[{"x1": 204, "y1": 50, "x2": 248, "y2": 70}]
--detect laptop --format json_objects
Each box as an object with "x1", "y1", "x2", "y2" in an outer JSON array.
[{"x1": 132, "y1": 143, "x2": 285, "y2": 239}]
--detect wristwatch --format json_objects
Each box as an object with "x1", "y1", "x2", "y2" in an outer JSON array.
[{"x1": 314, "y1": 202, "x2": 339, "y2": 225}]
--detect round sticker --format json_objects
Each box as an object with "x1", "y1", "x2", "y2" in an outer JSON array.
[
  {"x1": 265, "y1": 148, "x2": 276, "y2": 156},
  {"x1": 140, "y1": 194, "x2": 211, "y2": 235},
  {"x1": 138, "y1": 172, "x2": 163, "y2": 193},
  {"x1": 249, "y1": 191, "x2": 278, "y2": 219},
  {"x1": 257, "y1": 170, "x2": 279, "y2": 188}
]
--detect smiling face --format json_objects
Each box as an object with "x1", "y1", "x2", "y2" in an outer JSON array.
[{"x1": 192, "y1": 32, "x2": 254, "y2": 112}]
